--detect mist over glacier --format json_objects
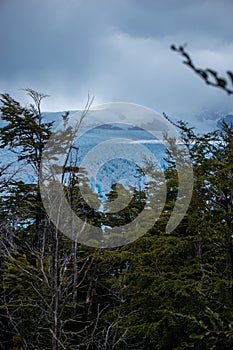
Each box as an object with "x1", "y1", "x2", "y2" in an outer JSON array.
[{"x1": 0, "y1": 108, "x2": 229, "y2": 200}]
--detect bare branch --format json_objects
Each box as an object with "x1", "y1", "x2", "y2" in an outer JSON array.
[{"x1": 171, "y1": 44, "x2": 233, "y2": 95}]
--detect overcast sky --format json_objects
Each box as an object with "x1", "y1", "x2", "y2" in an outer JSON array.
[{"x1": 1, "y1": 0, "x2": 233, "y2": 129}]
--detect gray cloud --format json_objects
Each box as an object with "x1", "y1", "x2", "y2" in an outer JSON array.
[{"x1": 0, "y1": 0, "x2": 233, "y2": 130}]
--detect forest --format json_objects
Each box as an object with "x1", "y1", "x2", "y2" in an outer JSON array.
[{"x1": 0, "y1": 87, "x2": 233, "y2": 350}]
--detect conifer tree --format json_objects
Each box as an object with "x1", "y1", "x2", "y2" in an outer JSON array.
[{"x1": 0, "y1": 90, "x2": 53, "y2": 244}]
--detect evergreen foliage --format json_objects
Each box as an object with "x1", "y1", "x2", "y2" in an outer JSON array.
[{"x1": 0, "y1": 91, "x2": 233, "y2": 349}]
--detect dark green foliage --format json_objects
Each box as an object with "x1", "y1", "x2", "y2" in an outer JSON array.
[
  {"x1": 1, "y1": 91, "x2": 233, "y2": 349},
  {"x1": 0, "y1": 92, "x2": 53, "y2": 171}
]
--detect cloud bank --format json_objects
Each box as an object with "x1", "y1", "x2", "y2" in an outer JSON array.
[{"x1": 0, "y1": 0, "x2": 233, "y2": 129}]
